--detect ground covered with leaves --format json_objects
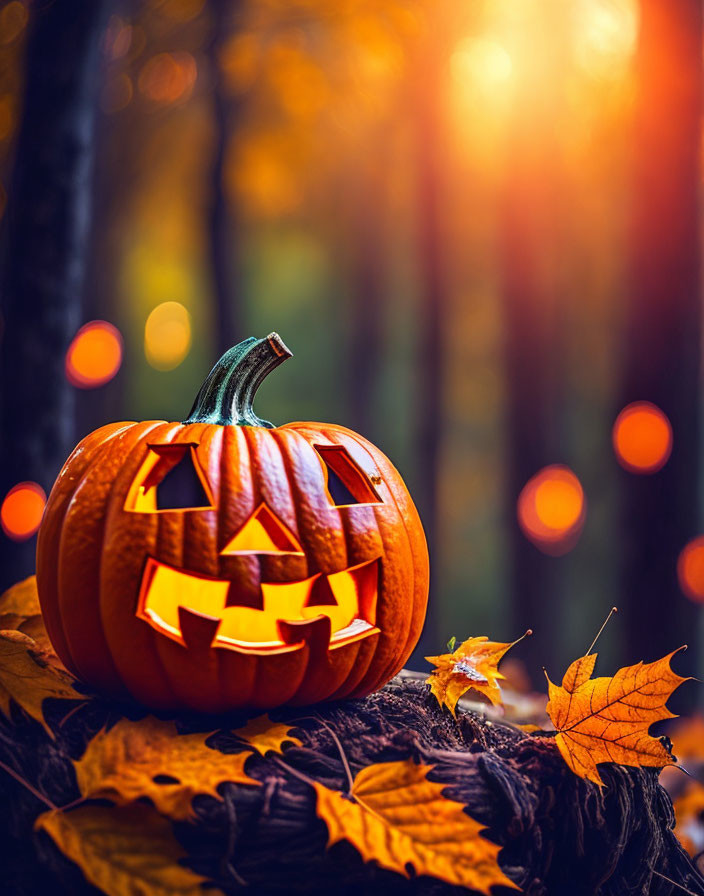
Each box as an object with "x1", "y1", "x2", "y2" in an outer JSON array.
[
  {"x1": 0, "y1": 672, "x2": 701, "y2": 895},
  {"x1": 0, "y1": 578, "x2": 703, "y2": 895}
]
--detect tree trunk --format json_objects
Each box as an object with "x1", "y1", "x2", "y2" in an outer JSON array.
[
  {"x1": 619, "y1": 0, "x2": 701, "y2": 688},
  {"x1": 208, "y1": 0, "x2": 241, "y2": 352},
  {"x1": 0, "y1": 0, "x2": 110, "y2": 591},
  {"x1": 411, "y1": 48, "x2": 449, "y2": 660}
]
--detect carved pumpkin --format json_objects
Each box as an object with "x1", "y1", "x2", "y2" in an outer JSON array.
[{"x1": 36, "y1": 334, "x2": 429, "y2": 712}]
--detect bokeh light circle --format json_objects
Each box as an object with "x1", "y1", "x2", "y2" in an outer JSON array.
[
  {"x1": 678, "y1": 537, "x2": 704, "y2": 604},
  {"x1": 1, "y1": 482, "x2": 46, "y2": 540},
  {"x1": 612, "y1": 401, "x2": 672, "y2": 474},
  {"x1": 144, "y1": 301, "x2": 192, "y2": 371},
  {"x1": 66, "y1": 321, "x2": 123, "y2": 388},
  {"x1": 517, "y1": 465, "x2": 586, "y2": 556}
]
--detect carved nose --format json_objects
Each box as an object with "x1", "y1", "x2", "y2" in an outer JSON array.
[{"x1": 220, "y1": 503, "x2": 304, "y2": 556}]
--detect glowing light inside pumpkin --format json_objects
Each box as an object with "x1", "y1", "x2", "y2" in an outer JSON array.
[
  {"x1": 137, "y1": 555, "x2": 379, "y2": 653},
  {"x1": 65, "y1": 321, "x2": 123, "y2": 388},
  {"x1": 612, "y1": 401, "x2": 672, "y2": 474},
  {"x1": 517, "y1": 465, "x2": 586, "y2": 556},
  {"x1": 144, "y1": 301, "x2": 192, "y2": 370},
  {"x1": 1, "y1": 481, "x2": 46, "y2": 540},
  {"x1": 678, "y1": 537, "x2": 704, "y2": 605}
]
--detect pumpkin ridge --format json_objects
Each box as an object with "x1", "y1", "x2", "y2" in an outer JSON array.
[
  {"x1": 59, "y1": 423, "x2": 154, "y2": 693},
  {"x1": 37, "y1": 422, "x2": 133, "y2": 677},
  {"x1": 268, "y1": 427, "x2": 347, "y2": 704},
  {"x1": 100, "y1": 421, "x2": 182, "y2": 708},
  {"x1": 315, "y1": 427, "x2": 380, "y2": 699},
  {"x1": 331, "y1": 426, "x2": 417, "y2": 692}
]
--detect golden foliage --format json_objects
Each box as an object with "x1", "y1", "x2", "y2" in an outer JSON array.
[
  {"x1": 314, "y1": 759, "x2": 518, "y2": 893},
  {"x1": 37, "y1": 804, "x2": 216, "y2": 896},
  {"x1": 234, "y1": 713, "x2": 302, "y2": 755},
  {"x1": 545, "y1": 649, "x2": 688, "y2": 786},
  {"x1": 426, "y1": 633, "x2": 528, "y2": 716},
  {"x1": 74, "y1": 716, "x2": 260, "y2": 820},
  {"x1": 0, "y1": 630, "x2": 83, "y2": 735}
]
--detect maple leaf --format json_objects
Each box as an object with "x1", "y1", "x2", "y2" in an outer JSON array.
[
  {"x1": 673, "y1": 781, "x2": 704, "y2": 857},
  {"x1": 37, "y1": 804, "x2": 219, "y2": 896},
  {"x1": 426, "y1": 632, "x2": 530, "y2": 716},
  {"x1": 0, "y1": 630, "x2": 83, "y2": 735},
  {"x1": 314, "y1": 759, "x2": 518, "y2": 893},
  {"x1": 545, "y1": 648, "x2": 689, "y2": 786},
  {"x1": 234, "y1": 714, "x2": 302, "y2": 755},
  {"x1": 0, "y1": 575, "x2": 40, "y2": 617},
  {"x1": 74, "y1": 716, "x2": 260, "y2": 820}
]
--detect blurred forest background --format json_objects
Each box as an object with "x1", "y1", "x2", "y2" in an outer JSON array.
[{"x1": 0, "y1": 0, "x2": 702, "y2": 696}]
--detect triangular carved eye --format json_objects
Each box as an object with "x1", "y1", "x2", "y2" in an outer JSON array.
[
  {"x1": 126, "y1": 444, "x2": 214, "y2": 513},
  {"x1": 314, "y1": 444, "x2": 382, "y2": 506},
  {"x1": 220, "y1": 504, "x2": 304, "y2": 555}
]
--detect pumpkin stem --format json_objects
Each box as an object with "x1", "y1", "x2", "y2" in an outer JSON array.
[{"x1": 184, "y1": 333, "x2": 292, "y2": 427}]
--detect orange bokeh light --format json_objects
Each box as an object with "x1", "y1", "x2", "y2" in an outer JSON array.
[
  {"x1": 517, "y1": 465, "x2": 586, "y2": 556},
  {"x1": 1, "y1": 482, "x2": 46, "y2": 541},
  {"x1": 65, "y1": 321, "x2": 123, "y2": 388},
  {"x1": 678, "y1": 537, "x2": 704, "y2": 604},
  {"x1": 612, "y1": 401, "x2": 672, "y2": 474}
]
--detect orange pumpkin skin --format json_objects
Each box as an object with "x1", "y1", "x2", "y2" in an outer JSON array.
[{"x1": 36, "y1": 335, "x2": 428, "y2": 712}]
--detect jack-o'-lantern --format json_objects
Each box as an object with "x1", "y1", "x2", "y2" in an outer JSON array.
[{"x1": 36, "y1": 334, "x2": 429, "y2": 712}]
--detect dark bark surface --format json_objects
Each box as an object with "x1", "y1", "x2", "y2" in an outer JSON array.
[
  {"x1": 0, "y1": 677, "x2": 701, "y2": 895},
  {"x1": 0, "y1": 0, "x2": 109, "y2": 590},
  {"x1": 619, "y1": 0, "x2": 702, "y2": 692}
]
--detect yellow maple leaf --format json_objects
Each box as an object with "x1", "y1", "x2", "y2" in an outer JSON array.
[
  {"x1": 314, "y1": 759, "x2": 518, "y2": 893},
  {"x1": 234, "y1": 714, "x2": 302, "y2": 755},
  {"x1": 74, "y1": 716, "x2": 260, "y2": 820},
  {"x1": 0, "y1": 630, "x2": 83, "y2": 735},
  {"x1": 673, "y1": 781, "x2": 704, "y2": 856},
  {"x1": 37, "y1": 804, "x2": 219, "y2": 896},
  {"x1": 0, "y1": 575, "x2": 40, "y2": 617},
  {"x1": 545, "y1": 648, "x2": 689, "y2": 786},
  {"x1": 426, "y1": 632, "x2": 530, "y2": 716}
]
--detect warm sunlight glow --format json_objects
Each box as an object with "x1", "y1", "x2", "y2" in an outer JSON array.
[
  {"x1": 451, "y1": 37, "x2": 513, "y2": 93},
  {"x1": 678, "y1": 537, "x2": 704, "y2": 605},
  {"x1": 572, "y1": 0, "x2": 639, "y2": 79},
  {"x1": 65, "y1": 321, "x2": 123, "y2": 388},
  {"x1": 612, "y1": 402, "x2": 672, "y2": 474},
  {"x1": 144, "y1": 301, "x2": 192, "y2": 370},
  {"x1": 517, "y1": 466, "x2": 586, "y2": 556},
  {"x1": 1, "y1": 482, "x2": 46, "y2": 540},
  {"x1": 0, "y1": 1, "x2": 28, "y2": 46}
]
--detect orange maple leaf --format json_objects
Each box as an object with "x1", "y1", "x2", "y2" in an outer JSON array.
[
  {"x1": 314, "y1": 759, "x2": 518, "y2": 893},
  {"x1": 74, "y1": 716, "x2": 260, "y2": 820},
  {"x1": 233, "y1": 714, "x2": 302, "y2": 756},
  {"x1": 545, "y1": 648, "x2": 689, "y2": 786},
  {"x1": 426, "y1": 632, "x2": 530, "y2": 716}
]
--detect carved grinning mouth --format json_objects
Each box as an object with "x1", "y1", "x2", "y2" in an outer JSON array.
[{"x1": 136, "y1": 556, "x2": 380, "y2": 655}]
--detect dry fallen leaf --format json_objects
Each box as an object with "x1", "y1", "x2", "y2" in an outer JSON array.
[
  {"x1": 0, "y1": 575, "x2": 40, "y2": 617},
  {"x1": 673, "y1": 782, "x2": 704, "y2": 857},
  {"x1": 426, "y1": 633, "x2": 529, "y2": 716},
  {"x1": 314, "y1": 759, "x2": 518, "y2": 893},
  {"x1": 0, "y1": 630, "x2": 83, "y2": 735},
  {"x1": 234, "y1": 714, "x2": 302, "y2": 755},
  {"x1": 74, "y1": 716, "x2": 260, "y2": 820},
  {"x1": 37, "y1": 804, "x2": 218, "y2": 896},
  {"x1": 545, "y1": 648, "x2": 689, "y2": 786}
]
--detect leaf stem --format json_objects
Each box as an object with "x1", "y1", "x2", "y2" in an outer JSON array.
[
  {"x1": 0, "y1": 758, "x2": 56, "y2": 810},
  {"x1": 586, "y1": 607, "x2": 618, "y2": 656}
]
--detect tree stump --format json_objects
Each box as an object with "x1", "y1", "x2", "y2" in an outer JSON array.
[{"x1": 0, "y1": 676, "x2": 702, "y2": 895}]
